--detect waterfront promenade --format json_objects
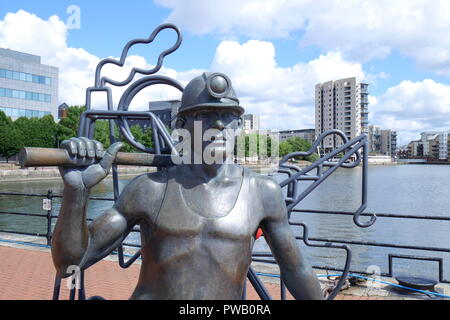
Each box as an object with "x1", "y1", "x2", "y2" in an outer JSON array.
[
  {"x1": 0, "y1": 243, "x2": 298, "y2": 300},
  {"x1": 0, "y1": 238, "x2": 407, "y2": 300}
]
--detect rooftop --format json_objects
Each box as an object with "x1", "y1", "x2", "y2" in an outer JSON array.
[{"x1": 0, "y1": 47, "x2": 41, "y2": 64}]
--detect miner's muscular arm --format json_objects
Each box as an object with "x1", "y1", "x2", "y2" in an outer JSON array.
[
  {"x1": 258, "y1": 176, "x2": 324, "y2": 300},
  {"x1": 51, "y1": 138, "x2": 134, "y2": 278}
]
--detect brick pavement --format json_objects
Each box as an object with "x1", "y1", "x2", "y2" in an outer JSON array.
[{"x1": 0, "y1": 245, "x2": 383, "y2": 300}]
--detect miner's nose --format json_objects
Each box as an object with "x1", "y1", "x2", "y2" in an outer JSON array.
[{"x1": 211, "y1": 119, "x2": 225, "y2": 130}]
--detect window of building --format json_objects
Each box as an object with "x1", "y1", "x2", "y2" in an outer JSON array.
[
  {"x1": 0, "y1": 106, "x2": 50, "y2": 118},
  {"x1": 0, "y1": 68, "x2": 52, "y2": 86},
  {"x1": 0, "y1": 87, "x2": 51, "y2": 103}
]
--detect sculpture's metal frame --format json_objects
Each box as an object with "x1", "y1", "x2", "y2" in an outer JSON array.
[{"x1": 44, "y1": 23, "x2": 374, "y2": 300}]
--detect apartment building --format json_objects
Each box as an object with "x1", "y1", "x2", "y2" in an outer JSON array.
[
  {"x1": 381, "y1": 129, "x2": 397, "y2": 157},
  {"x1": 407, "y1": 131, "x2": 450, "y2": 160},
  {"x1": 315, "y1": 77, "x2": 369, "y2": 152},
  {"x1": 243, "y1": 114, "x2": 260, "y2": 132},
  {"x1": 368, "y1": 125, "x2": 382, "y2": 154}
]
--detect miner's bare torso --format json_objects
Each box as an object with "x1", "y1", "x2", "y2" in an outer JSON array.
[{"x1": 128, "y1": 166, "x2": 264, "y2": 300}]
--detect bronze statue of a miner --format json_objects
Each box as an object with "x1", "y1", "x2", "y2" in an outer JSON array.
[{"x1": 51, "y1": 72, "x2": 324, "y2": 300}]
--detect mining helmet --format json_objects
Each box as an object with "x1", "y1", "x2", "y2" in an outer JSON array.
[{"x1": 178, "y1": 72, "x2": 244, "y2": 115}]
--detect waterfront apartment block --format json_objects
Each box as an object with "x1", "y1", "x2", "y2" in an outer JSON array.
[
  {"x1": 243, "y1": 114, "x2": 260, "y2": 132},
  {"x1": 315, "y1": 77, "x2": 369, "y2": 152},
  {"x1": 407, "y1": 131, "x2": 450, "y2": 160},
  {"x1": 368, "y1": 125, "x2": 382, "y2": 154},
  {"x1": 0, "y1": 48, "x2": 59, "y2": 120},
  {"x1": 279, "y1": 129, "x2": 316, "y2": 145},
  {"x1": 367, "y1": 125, "x2": 397, "y2": 157},
  {"x1": 381, "y1": 129, "x2": 397, "y2": 157}
]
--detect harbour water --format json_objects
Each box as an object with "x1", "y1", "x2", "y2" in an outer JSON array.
[{"x1": 1, "y1": 164, "x2": 449, "y2": 281}]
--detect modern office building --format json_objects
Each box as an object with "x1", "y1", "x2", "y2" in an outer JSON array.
[
  {"x1": 0, "y1": 48, "x2": 59, "y2": 120},
  {"x1": 279, "y1": 129, "x2": 316, "y2": 145},
  {"x1": 315, "y1": 77, "x2": 369, "y2": 152},
  {"x1": 243, "y1": 114, "x2": 260, "y2": 132}
]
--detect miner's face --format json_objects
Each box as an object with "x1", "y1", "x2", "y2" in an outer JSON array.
[{"x1": 180, "y1": 108, "x2": 242, "y2": 163}]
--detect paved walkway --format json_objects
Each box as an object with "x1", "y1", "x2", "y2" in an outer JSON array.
[{"x1": 0, "y1": 244, "x2": 387, "y2": 300}]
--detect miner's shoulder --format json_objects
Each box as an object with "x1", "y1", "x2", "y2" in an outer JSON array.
[
  {"x1": 124, "y1": 168, "x2": 170, "y2": 191},
  {"x1": 114, "y1": 168, "x2": 169, "y2": 215},
  {"x1": 242, "y1": 166, "x2": 281, "y2": 192}
]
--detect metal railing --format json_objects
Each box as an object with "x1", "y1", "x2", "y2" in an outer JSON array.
[{"x1": 1, "y1": 191, "x2": 450, "y2": 299}]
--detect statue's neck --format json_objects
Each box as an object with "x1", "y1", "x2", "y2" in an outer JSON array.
[{"x1": 184, "y1": 163, "x2": 229, "y2": 183}]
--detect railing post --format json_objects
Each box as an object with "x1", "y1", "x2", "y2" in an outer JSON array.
[{"x1": 45, "y1": 190, "x2": 53, "y2": 246}]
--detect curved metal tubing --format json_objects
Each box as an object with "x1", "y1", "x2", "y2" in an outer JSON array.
[
  {"x1": 280, "y1": 129, "x2": 361, "y2": 169},
  {"x1": 94, "y1": 23, "x2": 182, "y2": 88},
  {"x1": 78, "y1": 110, "x2": 179, "y2": 156},
  {"x1": 291, "y1": 222, "x2": 352, "y2": 300},
  {"x1": 116, "y1": 75, "x2": 184, "y2": 153},
  {"x1": 278, "y1": 130, "x2": 376, "y2": 228},
  {"x1": 117, "y1": 246, "x2": 142, "y2": 269}
]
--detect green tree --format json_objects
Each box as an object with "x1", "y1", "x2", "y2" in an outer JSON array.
[
  {"x1": 14, "y1": 115, "x2": 57, "y2": 148},
  {"x1": 94, "y1": 120, "x2": 112, "y2": 148},
  {"x1": 0, "y1": 122, "x2": 24, "y2": 162},
  {"x1": 279, "y1": 137, "x2": 320, "y2": 163},
  {"x1": 234, "y1": 132, "x2": 278, "y2": 160},
  {"x1": 119, "y1": 125, "x2": 154, "y2": 153},
  {"x1": 56, "y1": 106, "x2": 86, "y2": 144},
  {"x1": 0, "y1": 111, "x2": 12, "y2": 127},
  {"x1": 57, "y1": 106, "x2": 155, "y2": 152},
  {"x1": 279, "y1": 141, "x2": 294, "y2": 157}
]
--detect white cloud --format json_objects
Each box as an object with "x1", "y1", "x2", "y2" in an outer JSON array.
[
  {"x1": 0, "y1": 10, "x2": 187, "y2": 110},
  {"x1": 157, "y1": 0, "x2": 450, "y2": 76},
  {"x1": 211, "y1": 39, "x2": 366, "y2": 130},
  {"x1": 0, "y1": 10, "x2": 99, "y2": 106},
  {"x1": 370, "y1": 79, "x2": 450, "y2": 143},
  {"x1": 0, "y1": 9, "x2": 368, "y2": 132},
  {"x1": 4, "y1": 9, "x2": 447, "y2": 147},
  {"x1": 156, "y1": 0, "x2": 308, "y2": 39}
]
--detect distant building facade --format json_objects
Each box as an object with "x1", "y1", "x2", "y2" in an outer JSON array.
[
  {"x1": 243, "y1": 114, "x2": 260, "y2": 132},
  {"x1": 367, "y1": 125, "x2": 397, "y2": 157},
  {"x1": 58, "y1": 103, "x2": 69, "y2": 120},
  {"x1": 279, "y1": 129, "x2": 316, "y2": 145},
  {"x1": 368, "y1": 125, "x2": 382, "y2": 154},
  {"x1": 315, "y1": 77, "x2": 369, "y2": 152},
  {"x1": 0, "y1": 48, "x2": 59, "y2": 120},
  {"x1": 149, "y1": 100, "x2": 180, "y2": 129},
  {"x1": 438, "y1": 132, "x2": 449, "y2": 160},
  {"x1": 130, "y1": 100, "x2": 180, "y2": 131},
  {"x1": 381, "y1": 129, "x2": 397, "y2": 157},
  {"x1": 406, "y1": 131, "x2": 449, "y2": 160}
]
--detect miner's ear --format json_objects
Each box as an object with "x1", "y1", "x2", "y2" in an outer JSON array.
[
  {"x1": 237, "y1": 116, "x2": 243, "y2": 128},
  {"x1": 175, "y1": 116, "x2": 186, "y2": 129}
]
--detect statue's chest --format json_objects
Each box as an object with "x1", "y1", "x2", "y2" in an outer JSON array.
[{"x1": 154, "y1": 184, "x2": 261, "y2": 241}]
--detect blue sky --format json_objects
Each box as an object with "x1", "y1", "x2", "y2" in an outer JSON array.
[{"x1": 1, "y1": 0, "x2": 450, "y2": 145}]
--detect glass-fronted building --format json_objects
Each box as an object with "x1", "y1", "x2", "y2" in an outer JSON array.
[{"x1": 0, "y1": 48, "x2": 58, "y2": 120}]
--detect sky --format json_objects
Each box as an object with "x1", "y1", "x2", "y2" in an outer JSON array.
[{"x1": 1, "y1": 0, "x2": 450, "y2": 146}]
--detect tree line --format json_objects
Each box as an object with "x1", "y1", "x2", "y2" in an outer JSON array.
[
  {"x1": 0, "y1": 106, "x2": 319, "y2": 163},
  {"x1": 0, "y1": 106, "x2": 153, "y2": 162}
]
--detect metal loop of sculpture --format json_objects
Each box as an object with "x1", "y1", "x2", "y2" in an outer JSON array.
[
  {"x1": 279, "y1": 129, "x2": 376, "y2": 228},
  {"x1": 49, "y1": 23, "x2": 376, "y2": 300}
]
